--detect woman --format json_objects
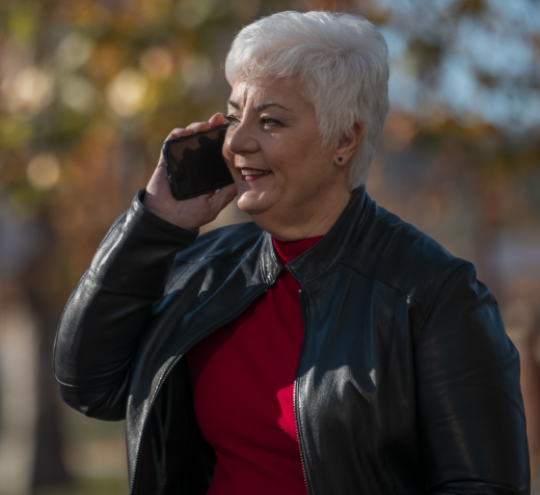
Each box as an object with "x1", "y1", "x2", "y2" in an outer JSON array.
[{"x1": 54, "y1": 11, "x2": 529, "y2": 495}]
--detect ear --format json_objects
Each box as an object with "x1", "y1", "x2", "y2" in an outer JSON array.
[{"x1": 334, "y1": 121, "x2": 364, "y2": 166}]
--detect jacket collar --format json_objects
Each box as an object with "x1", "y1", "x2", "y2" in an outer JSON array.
[{"x1": 259, "y1": 186, "x2": 373, "y2": 287}]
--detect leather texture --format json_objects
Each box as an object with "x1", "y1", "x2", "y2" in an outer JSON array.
[{"x1": 54, "y1": 186, "x2": 530, "y2": 495}]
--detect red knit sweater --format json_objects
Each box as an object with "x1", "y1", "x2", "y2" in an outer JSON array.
[{"x1": 186, "y1": 235, "x2": 322, "y2": 495}]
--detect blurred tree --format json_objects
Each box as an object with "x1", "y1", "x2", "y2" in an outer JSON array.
[{"x1": 0, "y1": 0, "x2": 539, "y2": 491}]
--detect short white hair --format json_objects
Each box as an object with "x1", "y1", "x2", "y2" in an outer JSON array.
[{"x1": 225, "y1": 11, "x2": 389, "y2": 188}]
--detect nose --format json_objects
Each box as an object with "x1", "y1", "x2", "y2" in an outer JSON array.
[{"x1": 225, "y1": 120, "x2": 259, "y2": 157}]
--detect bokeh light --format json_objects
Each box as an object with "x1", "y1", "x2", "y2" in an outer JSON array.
[
  {"x1": 140, "y1": 46, "x2": 174, "y2": 80},
  {"x1": 2, "y1": 67, "x2": 54, "y2": 116},
  {"x1": 26, "y1": 153, "x2": 61, "y2": 191},
  {"x1": 106, "y1": 69, "x2": 149, "y2": 117},
  {"x1": 56, "y1": 32, "x2": 95, "y2": 72},
  {"x1": 176, "y1": 0, "x2": 214, "y2": 28},
  {"x1": 180, "y1": 54, "x2": 213, "y2": 88},
  {"x1": 60, "y1": 75, "x2": 98, "y2": 114}
]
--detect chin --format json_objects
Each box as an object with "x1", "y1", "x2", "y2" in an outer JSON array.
[{"x1": 236, "y1": 190, "x2": 273, "y2": 216}]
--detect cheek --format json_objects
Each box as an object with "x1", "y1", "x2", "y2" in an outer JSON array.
[
  {"x1": 222, "y1": 143, "x2": 238, "y2": 176},
  {"x1": 270, "y1": 134, "x2": 325, "y2": 180},
  {"x1": 222, "y1": 139, "x2": 232, "y2": 165}
]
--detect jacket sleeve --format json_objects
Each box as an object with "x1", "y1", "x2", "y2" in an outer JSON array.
[
  {"x1": 53, "y1": 190, "x2": 199, "y2": 421},
  {"x1": 415, "y1": 263, "x2": 530, "y2": 494}
]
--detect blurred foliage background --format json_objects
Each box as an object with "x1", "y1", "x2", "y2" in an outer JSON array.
[{"x1": 0, "y1": 0, "x2": 539, "y2": 493}]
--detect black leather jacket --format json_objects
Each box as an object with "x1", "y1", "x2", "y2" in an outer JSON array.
[{"x1": 54, "y1": 187, "x2": 529, "y2": 495}]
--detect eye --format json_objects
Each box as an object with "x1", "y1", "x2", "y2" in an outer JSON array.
[
  {"x1": 225, "y1": 115, "x2": 240, "y2": 126},
  {"x1": 261, "y1": 117, "x2": 281, "y2": 127}
]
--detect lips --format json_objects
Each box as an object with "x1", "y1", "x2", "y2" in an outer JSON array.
[{"x1": 237, "y1": 167, "x2": 272, "y2": 182}]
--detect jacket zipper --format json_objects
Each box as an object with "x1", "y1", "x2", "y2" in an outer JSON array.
[
  {"x1": 129, "y1": 287, "x2": 268, "y2": 495},
  {"x1": 295, "y1": 288, "x2": 312, "y2": 495}
]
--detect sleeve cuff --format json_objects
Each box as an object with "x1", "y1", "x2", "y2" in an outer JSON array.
[{"x1": 132, "y1": 189, "x2": 200, "y2": 240}]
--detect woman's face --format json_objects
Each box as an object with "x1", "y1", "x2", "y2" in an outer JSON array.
[{"x1": 222, "y1": 76, "x2": 349, "y2": 229}]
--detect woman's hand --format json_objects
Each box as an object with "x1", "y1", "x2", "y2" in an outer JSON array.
[{"x1": 144, "y1": 113, "x2": 238, "y2": 230}]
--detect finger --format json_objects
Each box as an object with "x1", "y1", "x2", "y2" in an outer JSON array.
[
  {"x1": 160, "y1": 127, "x2": 193, "y2": 164},
  {"x1": 168, "y1": 127, "x2": 190, "y2": 136},
  {"x1": 186, "y1": 121, "x2": 211, "y2": 134},
  {"x1": 186, "y1": 122, "x2": 202, "y2": 130},
  {"x1": 165, "y1": 128, "x2": 191, "y2": 142},
  {"x1": 168, "y1": 114, "x2": 223, "y2": 141},
  {"x1": 208, "y1": 183, "x2": 237, "y2": 212},
  {"x1": 209, "y1": 113, "x2": 225, "y2": 128}
]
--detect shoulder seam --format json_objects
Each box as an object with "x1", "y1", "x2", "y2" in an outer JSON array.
[
  {"x1": 414, "y1": 261, "x2": 474, "y2": 339},
  {"x1": 341, "y1": 259, "x2": 472, "y2": 329},
  {"x1": 339, "y1": 261, "x2": 424, "y2": 323},
  {"x1": 340, "y1": 261, "x2": 411, "y2": 298}
]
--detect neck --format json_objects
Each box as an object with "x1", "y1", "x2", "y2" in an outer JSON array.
[{"x1": 250, "y1": 186, "x2": 352, "y2": 241}]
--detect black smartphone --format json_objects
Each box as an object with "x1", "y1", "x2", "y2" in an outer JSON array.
[{"x1": 162, "y1": 123, "x2": 234, "y2": 200}]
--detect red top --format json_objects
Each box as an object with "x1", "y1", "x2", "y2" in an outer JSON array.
[{"x1": 186, "y1": 235, "x2": 322, "y2": 495}]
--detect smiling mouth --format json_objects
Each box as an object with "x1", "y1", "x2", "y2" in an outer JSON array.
[
  {"x1": 238, "y1": 167, "x2": 270, "y2": 175},
  {"x1": 238, "y1": 168, "x2": 272, "y2": 181}
]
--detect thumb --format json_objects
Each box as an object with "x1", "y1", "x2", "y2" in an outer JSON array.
[{"x1": 208, "y1": 184, "x2": 237, "y2": 213}]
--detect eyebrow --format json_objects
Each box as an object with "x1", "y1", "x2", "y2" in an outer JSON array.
[{"x1": 227, "y1": 100, "x2": 291, "y2": 112}]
